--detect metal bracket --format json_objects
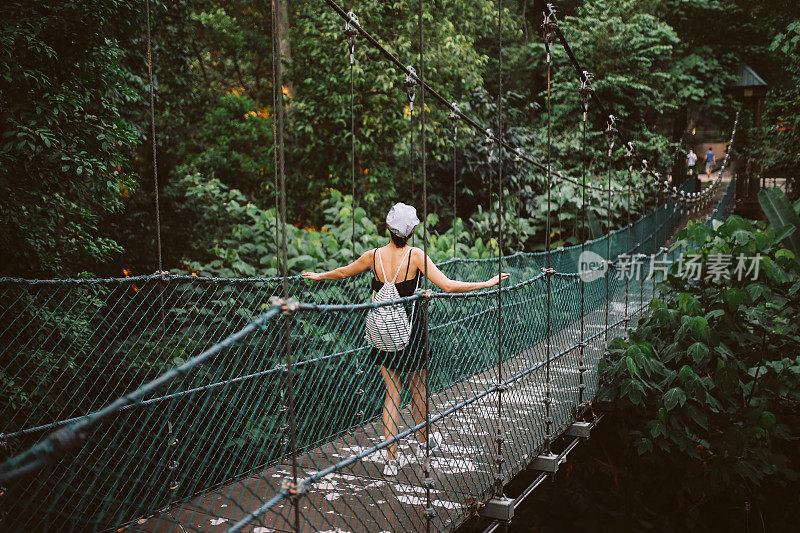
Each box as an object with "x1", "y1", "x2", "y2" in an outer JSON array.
[
  {"x1": 530, "y1": 452, "x2": 560, "y2": 473},
  {"x1": 479, "y1": 496, "x2": 515, "y2": 521},
  {"x1": 565, "y1": 421, "x2": 592, "y2": 439},
  {"x1": 281, "y1": 478, "x2": 307, "y2": 497},
  {"x1": 405, "y1": 65, "x2": 418, "y2": 106},
  {"x1": 449, "y1": 102, "x2": 461, "y2": 121},
  {"x1": 578, "y1": 71, "x2": 593, "y2": 114},
  {"x1": 268, "y1": 296, "x2": 300, "y2": 315},
  {"x1": 344, "y1": 12, "x2": 359, "y2": 65}
]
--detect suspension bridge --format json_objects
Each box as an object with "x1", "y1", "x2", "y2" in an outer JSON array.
[{"x1": 0, "y1": 0, "x2": 742, "y2": 532}]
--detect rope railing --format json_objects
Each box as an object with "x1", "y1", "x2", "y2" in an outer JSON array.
[
  {"x1": 0, "y1": 0, "x2": 742, "y2": 531},
  {"x1": 0, "y1": 176, "x2": 716, "y2": 531}
]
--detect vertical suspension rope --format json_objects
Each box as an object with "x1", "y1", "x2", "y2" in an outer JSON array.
[
  {"x1": 144, "y1": 0, "x2": 163, "y2": 274},
  {"x1": 345, "y1": 13, "x2": 359, "y2": 266},
  {"x1": 542, "y1": 6, "x2": 555, "y2": 457},
  {"x1": 624, "y1": 142, "x2": 634, "y2": 327},
  {"x1": 577, "y1": 71, "x2": 591, "y2": 413},
  {"x1": 344, "y1": 11, "x2": 358, "y2": 270},
  {"x1": 269, "y1": 0, "x2": 279, "y2": 257},
  {"x1": 405, "y1": 67, "x2": 417, "y2": 243},
  {"x1": 144, "y1": 0, "x2": 174, "y2": 493},
  {"x1": 515, "y1": 156, "x2": 522, "y2": 251},
  {"x1": 604, "y1": 115, "x2": 616, "y2": 347},
  {"x1": 652, "y1": 172, "x2": 658, "y2": 300},
  {"x1": 450, "y1": 104, "x2": 459, "y2": 259},
  {"x1": 271, "y1": 2, "x2": 299, "y2": 530},
  {"x1": 417, "y1": 1, "x2": 434, "y2": 529},
  {"x1": 494, "y1": 0, "x2": 505, "y2": 499},
  {"x1": 640, "y1": 159, "x2": 648, "y2": 312},
  {"x1": 407, "y1": 70, "x2": 417, "y2": 208}
]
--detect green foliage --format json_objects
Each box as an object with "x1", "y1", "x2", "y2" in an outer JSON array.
[
  {"x1": 0, "y1": 0, "x2": 141, "y2": 275},
  {"x1": 176, "y1": 92, "x2": 274, "y2": 198},
  {"x1": 596, "y1": 216, "x2": 800, "y2": 528},
  {"x1": 171, "y1": 174, "x2": 496, "y2": 278},
  {"x1": 758, "y1": 187, "x2": 800, "y2": 262},
  {"x1": 755, "y1": 19, "x2": 800, "y2": 194},
  {"x1": 5, "y1": 0, "x2": 781, "y2": 277},
  {"x1": 544, "y1": 0, "x2": 693, "y2": 174},
  {"x1": 286, "y1": 0, "x2": 499, "y2": 221}
]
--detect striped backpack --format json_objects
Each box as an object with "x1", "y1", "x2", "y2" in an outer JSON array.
[{"x1": 364, "y1": 248, "x2": 417, "y2": 352}]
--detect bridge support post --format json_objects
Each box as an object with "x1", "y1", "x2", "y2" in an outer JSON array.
[
  {"x1": 565, "y1": 421, "x2": 592, "y2": 439},
  {"x1": 479, "y1": 496, "x2": 514, "y2": 521},
  {"x1": 530, "y1": 452, "x2": 560, "y2": 473}
]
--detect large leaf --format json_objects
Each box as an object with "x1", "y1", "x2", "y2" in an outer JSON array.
[
  {"x1": 586, "y1": 210, "x2": 602, "y2": 239},
  {"x1": 758, "y1": 188, "x2": 800, "y2": 264}
]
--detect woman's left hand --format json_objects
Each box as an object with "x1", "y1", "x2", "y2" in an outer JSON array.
[
  {"x1": 302, "y1": 272, "x2": 323, "y2": 281},
  {"x1": 486, "y1": 273, "x2": 511, "y2": 287}
]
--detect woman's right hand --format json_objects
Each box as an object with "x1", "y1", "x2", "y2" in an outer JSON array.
[{"x1": 485, "y1": 273, "x2": 511, "y2": 287}]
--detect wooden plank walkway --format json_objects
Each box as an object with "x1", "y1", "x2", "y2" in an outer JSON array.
[{"x1": 133, "y1": 279, "x2": 654, "y2": 533}]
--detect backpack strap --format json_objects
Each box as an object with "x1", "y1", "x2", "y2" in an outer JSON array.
[
  {"x1": 391, "y1": 248, "x2": 413, "y2": 283},
  {"x1": 375, "y1": 248, "x2": 388, "y2": 282}
]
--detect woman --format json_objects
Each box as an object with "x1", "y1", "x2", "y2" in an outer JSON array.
[{"x1": 303, "y1": 203, "x2": 509, "y2": 476}]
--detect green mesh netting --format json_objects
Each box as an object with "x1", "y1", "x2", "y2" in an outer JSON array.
[{"x1": 0, "y1": 178, "x2": 739, "y2": 533}]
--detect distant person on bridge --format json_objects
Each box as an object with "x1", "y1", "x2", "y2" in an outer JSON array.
[
  {"x1": 687, "y1": 149, "x2": 697, "y2": 177},
  {"x1": 303, "y1": 203, "x2": 509, "y2": 476},
  {"x1": 704, "y1": 147, "x2": 716, "y2": 180}
]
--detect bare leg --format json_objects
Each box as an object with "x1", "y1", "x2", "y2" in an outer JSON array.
[
  {"x1": 380, "y1": 366, "x2": 402, "y2": 460},
  {"x1": 409, "y1": 369, "x2": 427, "y2": 443}
]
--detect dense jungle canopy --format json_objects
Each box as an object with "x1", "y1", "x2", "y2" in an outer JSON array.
[{"x1": 1, "y1": 0, "x2": 799, "y2": 278}]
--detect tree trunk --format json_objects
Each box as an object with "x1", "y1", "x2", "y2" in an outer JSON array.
[{"x1": 277, "y1": 0, "x2": 293, "y2": 98}]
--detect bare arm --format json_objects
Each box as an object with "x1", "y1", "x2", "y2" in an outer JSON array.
[
  {"x1": 412, "y1": 248, "x2": 509, "y2": 293},
  {"x1": 302, "y1": 250, "x2": 372, "y2": 281}
]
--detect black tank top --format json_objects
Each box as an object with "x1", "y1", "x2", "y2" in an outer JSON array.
[{"x1": 370, "y1": 248, "x2": 421, "y2": 297}]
